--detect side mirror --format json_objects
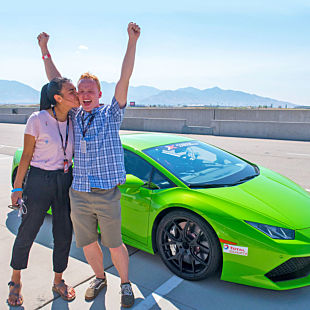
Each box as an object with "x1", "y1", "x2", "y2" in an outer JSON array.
[{"x1": 119, "y1": 174, "x2": 144, "y2": 189}]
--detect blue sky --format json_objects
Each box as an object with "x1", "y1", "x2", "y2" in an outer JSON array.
[{"x1": 0, "y1": 0, "x2": 309, "y2": 105}]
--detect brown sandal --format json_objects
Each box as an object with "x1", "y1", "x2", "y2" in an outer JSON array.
[
  {"x1": 52, "y1": 279, "x2": 76, "y2": 301},
  {"x1": 7, "y1": 281, "x2": 23, "y2": 307}
]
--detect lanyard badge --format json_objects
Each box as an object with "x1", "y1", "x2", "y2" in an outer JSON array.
[
  {"x1": 79, "y1": 112, "x2": 96, "y2": 154},
  {"x1": 64, "y1": 159, "x2": 69, "y2": 173},
  {"x1": 81, "y1": 140, "x2": 87, "y2": 154},
  {"x1": 52, "y1": 107, "x2": 70, "y2": 173}
]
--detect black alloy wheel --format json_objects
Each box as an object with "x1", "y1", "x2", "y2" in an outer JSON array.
[{"x1": 156, "y1": 210, "x2": 222, "y2": 280}]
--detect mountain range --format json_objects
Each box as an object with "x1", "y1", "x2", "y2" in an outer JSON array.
[
  {"x1": 0, "y1": 80, "x2": 41, "y2": 104},
  {"x1": 0, "y1": 79, "x2": 296, "y2": 108}
]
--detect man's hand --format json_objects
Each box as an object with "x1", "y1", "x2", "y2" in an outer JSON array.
[
  {"x1": 37, "y1": 32, "x2": 49, "y2": 50},
  {"x1": 128, "y1": 22, "x2": 140, "y2": 42},
  {"x1": 115, "y1": 22, "x2": 140, "y2": 107}
]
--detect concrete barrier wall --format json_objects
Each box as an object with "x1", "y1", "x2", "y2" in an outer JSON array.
[
  {"x1": 211, "y1": 120, "x2": 310, "y2": 141},
  {"x1": 123, "y1": 109, "x2": 310, "y2": 141},
  {"x1": 125, "y1": 107, "x2": 310, "y2": 124},
  {"x1": 121, "y1": 117, "x2": 187, "y2": 133},
  {"x1": 214, "y1": 109, "x2": 310, "y2": 122},
  {"x1": 2, "y1": 106, "x2": 310, "y2": 123},
  {"x1": 1, "y1": 106, "x2": 309, "y2": 140},
  {"x1": 124, "y1": 108, "x2": 215, "y2": 126},
  {"x1": 0, "y1": 114, "x2": 29, "y2": 124},
  {"x1": 15, "y1": 107, "x2": 38, "y2": 115},
  {"x1": 0, "y1": 108, "x2": 15, "y2": 114},
  {"x1": 0, "y1": 107, "x2": 38, "y2": 116}
]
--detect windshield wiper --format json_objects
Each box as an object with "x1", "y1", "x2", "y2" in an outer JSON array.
[
  {"x1": 233, "y1": 174, "x2": 259, "y2": 185},
  {"x1": 188, "y1": 183, "x2": 231, "y2": 188},
  {"x1": 188, "y1": 173, "x2": 259, "y2": 189}
]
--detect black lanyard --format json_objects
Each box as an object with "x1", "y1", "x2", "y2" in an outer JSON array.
[
  {"x1": 81, "y1": 111, "x2": 96, "y2": 138},
  {"x1": 52, "y1": 106, "x2": 69, "y2": 158}
]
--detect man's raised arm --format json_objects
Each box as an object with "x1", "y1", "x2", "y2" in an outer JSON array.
[
  {"x1": 114, "y1": 22, "x2": 141, "y2": 108},
  {"x1": 37, "y1": 32, "x2": 62, "y2": 81}
]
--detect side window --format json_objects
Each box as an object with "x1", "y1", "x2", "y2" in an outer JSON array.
[
  {"x1": 124, "y1": 149, "x2": 153, "y2": 183},
  {"x1": 151, "y1": 169, "x2": 175, "y2": 189}
]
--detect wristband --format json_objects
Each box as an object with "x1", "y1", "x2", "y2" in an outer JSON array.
[
  {"x1": 11, "y1": 188, "x2": 23, "y2": 192},
  {"x1": 42, "y1": 54, "x2": 51, "y2": 60}
]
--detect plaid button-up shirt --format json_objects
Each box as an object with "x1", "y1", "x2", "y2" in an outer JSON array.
[{"x1": 71, "y1": 97, "x2": 126, "y2": 192}]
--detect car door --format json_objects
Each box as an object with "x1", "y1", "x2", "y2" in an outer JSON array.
[
  {"x1": 121, "y1": 149, "x2": 177, "y2": 248},
  {"x1": 120, "y1": 149, "x2": 153, "y2": 247}
]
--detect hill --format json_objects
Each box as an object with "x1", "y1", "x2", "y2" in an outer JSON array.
[
  {"x1": 0, "y1": 80, "x2": 40, "y2": 104},
  {"x1": 0, "y1": 80, "x2": 297, "y2": 108},
  {"x1": 138, "y1": 86, "x2": 296, "y2": 108}
]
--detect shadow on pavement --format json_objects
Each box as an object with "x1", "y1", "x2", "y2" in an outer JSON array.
[
  {"x1": 5, "y1": 209, "x2": 140, "y2": 308},
  {"x1": 6, "y1": 210, "x2": 88, "y2": 263},
  {"x1": 6, "y1": 209, "x2": 138, "y2": 262},
  {"x1": 6, "y1": 209, "x2": 310, "y2": 310}
]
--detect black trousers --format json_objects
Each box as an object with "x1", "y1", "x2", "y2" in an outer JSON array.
[{"x1": 10, "y1": 166, "x2": 73, "y2": 273}]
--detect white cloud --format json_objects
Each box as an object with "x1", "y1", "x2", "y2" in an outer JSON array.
[{"x1": 78, "y1": 45, "x2": 89, "y2": 50}]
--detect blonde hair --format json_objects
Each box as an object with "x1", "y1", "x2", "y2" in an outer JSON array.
[{"x1": 78, "y1": 72, "x2": 101, "y2": 92}]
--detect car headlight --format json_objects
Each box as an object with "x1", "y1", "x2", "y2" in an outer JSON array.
[{"x1": 245, "y1": 221, "x2": 295, "y2": 240}]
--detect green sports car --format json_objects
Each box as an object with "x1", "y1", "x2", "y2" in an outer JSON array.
[{"x1": 11, "y1": 133, "x2": 310, "y2": 290}]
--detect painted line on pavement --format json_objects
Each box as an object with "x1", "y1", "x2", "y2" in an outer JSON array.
[
  {"x1": 0, "y1": 144, "x2": 19, "y2": 149},
  {"x1": 0, "y1": 155, "x2": 12, "y2": 160},
  {"x1": 287, "y1": 153, "x2": 310, "y2": 157},
  {"x1": 133, "y1": 275, "x2": 183, "y2": 310}
]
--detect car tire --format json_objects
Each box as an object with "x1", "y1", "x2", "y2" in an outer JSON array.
[{"x1": 156, "y1": 210, "x2": 222, "y2": 281}]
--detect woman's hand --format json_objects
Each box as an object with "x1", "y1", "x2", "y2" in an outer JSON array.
[{"x1": 11, "y1": 190, "x2": 22, "y2": 206}]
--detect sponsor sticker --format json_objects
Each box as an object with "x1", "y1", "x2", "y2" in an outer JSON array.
[
  {"x1": 166, "y1": 145, "x2": 177, "y2": 150},
  {"x1": 223, "y1": 244, "x2": 248, "y2": 256}
]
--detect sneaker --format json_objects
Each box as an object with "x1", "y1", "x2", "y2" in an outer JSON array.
[
  {"x1": 121, "y1": 282, "x2": 135, "y2": 308},
  {"x1": 85, "y1": 277, "x2": 107, "y2": 301}
]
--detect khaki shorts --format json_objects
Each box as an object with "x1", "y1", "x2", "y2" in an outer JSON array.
[{"x1": 69, "y1": 186, "x2": 122, "y2": 248}]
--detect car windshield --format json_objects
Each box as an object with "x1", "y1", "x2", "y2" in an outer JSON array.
[{"x1": 143, "y1": 140, "x2": 259, "y2": 188}]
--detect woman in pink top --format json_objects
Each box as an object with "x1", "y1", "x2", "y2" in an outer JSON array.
[{"x1": 8, "y1": 78, "x2": 79, "y2": 306}]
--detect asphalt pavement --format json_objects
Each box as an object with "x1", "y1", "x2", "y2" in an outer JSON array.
[{"x1": 0, "y1": 123, "x2": 310, "y2": 310}]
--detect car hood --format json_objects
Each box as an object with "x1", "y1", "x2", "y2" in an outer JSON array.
[{"x1": 194, "y1": 167, "x2": 310, "y2": 230}]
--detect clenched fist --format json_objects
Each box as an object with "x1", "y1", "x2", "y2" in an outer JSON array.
[
  {"x1": 128, "y1": 22, "x2": 141, "y2": 42},
  {"x1": 37, "y1": 32, "x2": 49, "y2": 49}
]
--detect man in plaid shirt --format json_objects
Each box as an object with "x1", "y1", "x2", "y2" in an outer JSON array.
[{"x1": 38, "y1": 22, "x2": 140, "y2": 307}]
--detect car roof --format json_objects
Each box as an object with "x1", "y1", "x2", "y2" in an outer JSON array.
[{"x1": 120, "y1": 133, "x2": 194, "y2": 151}]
